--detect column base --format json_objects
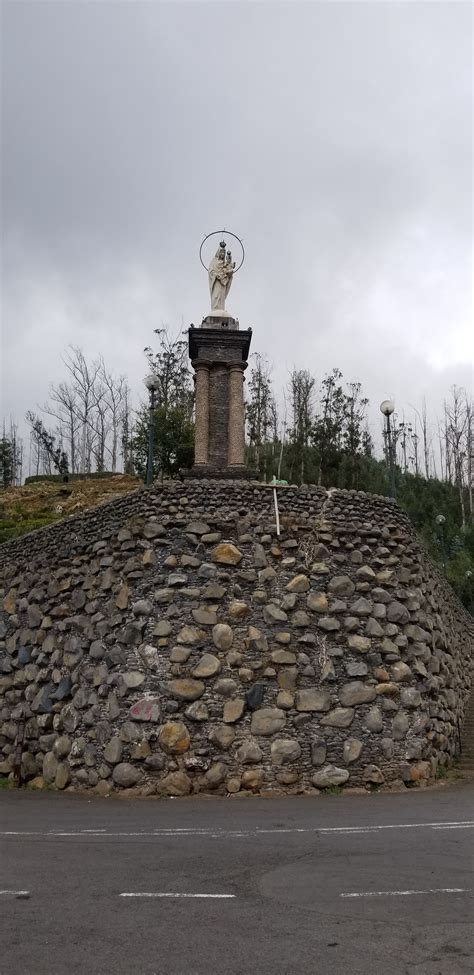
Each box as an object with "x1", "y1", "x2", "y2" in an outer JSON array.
[
  {"x1": 201, "y1": 313, "x2": 239, "y2": 330},
  {"x1": 181, "y1": 464, "x2": 257, "y2": 480}
]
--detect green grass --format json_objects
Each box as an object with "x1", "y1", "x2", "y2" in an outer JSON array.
[
  {"x1": 435, "y1": 764, "x2": 466, "y2": 781},
  {"x1": 0, "y1": 775, "x2": 13, "y2": 789},
  {"x1": 321, "y1": 785, "x2": 343, "y2": 795},
  {"x1": 0, "y1": 514, "x2": 60, "y2": 544}
]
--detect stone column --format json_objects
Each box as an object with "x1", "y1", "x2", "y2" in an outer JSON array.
[
  {"x1": 186, "y1": 325, "x2": 253, "y2": 478},
  {"x1": 228, "y1": 364, "x2": 246, "y2": 466},
  {"x1": 193, "y1": 363, "x2": 210, "y2": 465}
]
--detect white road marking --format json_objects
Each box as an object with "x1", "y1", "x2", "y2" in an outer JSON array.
[
  {"x1": 432, "y1": 825, "x2": 474, "y2": 830},
  {"x1": 1, "y1": 820, "x2": 473, "y2": 840},
  {"x1": 0, "y1": 890, "x2": 30, "y2": 896},
  {"x1": 341, "y1": 888, "x2": 470, "y2": 898},
  {"x1": 318, "y1": 821, "x2": 474, "y2": 834},
  {"x1": 119, "y1": 892, "x2": 235, "y2": 899}
]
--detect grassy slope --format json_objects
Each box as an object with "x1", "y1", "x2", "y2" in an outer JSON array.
[{"x1": 0, "y1": 475, "x2": 141, "y2": 544}]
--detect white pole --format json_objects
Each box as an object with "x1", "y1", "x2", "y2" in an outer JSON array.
[{"x1": 272, "y1": 478, "x2": 280, "y2": 537}]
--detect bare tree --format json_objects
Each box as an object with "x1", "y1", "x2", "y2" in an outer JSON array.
[
  {"x1": 443, "y1": 400, "x2": 453, "y2": 484},
  {"x1": 397, "y1": 417, "x2": 413, "y2": 475},
  {"x1": 444, "y1": 386, "x2": 469, "y2": 527},
  {"x1": 436, "y1": 419, "x2": 445, "y2": 482},
  {"x1": 121, "y1": 384, "x2": 134, "y2": 475},
  {"x1": 90, "y1": 383, "x2": 110, "y2": 473},
  {"x1": 62, "y1": 347, "x2": 104, "y2": 473},
  {"x1": 421, "y1": 397, "x2": 431, "y2": 479},
  {"x1": 41, "y1": 347, "x2": 131, "y2": 475},
  {"x1": 411, "y1": 419, "x2": 420, "y2": 477},
  {"x1": 276, "y1": 389, "x2": 288, "y2": 481},
  {"x1": 466, "y1": 393, "x2": 473, "y2": 520},
  {"x1": 100, "y1": 363, "x2": 128, "y2": 472},
  {"x1": 409, "y1": 399, "x2": 432, "y2": 478},
  {"x1": 44, "y1": 381, "x2": 81, "y2": 473}
]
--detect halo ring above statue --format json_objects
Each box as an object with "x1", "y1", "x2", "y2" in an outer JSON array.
[
  {"x1": 200, "y1": 230, "x2": 244, "y2": 316},
  {"x1": 199, "y1": 230, "x2": 245, "y2": 273}
]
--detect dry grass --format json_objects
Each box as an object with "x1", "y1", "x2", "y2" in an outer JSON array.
[{"x1": 0, "y1": 474, "x2": 141, "y2": 543}]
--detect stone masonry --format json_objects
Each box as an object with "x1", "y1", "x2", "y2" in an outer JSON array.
[{"x1": 0, "y1": 480, "x2": 472, "y2": 797}]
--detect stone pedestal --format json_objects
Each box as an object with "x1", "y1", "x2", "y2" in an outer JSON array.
[{"x1": 186, "y1": 321, "x2": 253, "y2": 478}]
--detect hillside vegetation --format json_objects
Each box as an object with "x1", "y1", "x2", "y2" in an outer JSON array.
[
  {"x1": 0, "y1": 469, "x2": 472, "y2": 614},
  {"x1": 1, "y1": 337, "x2": 471, "y2": 612},
  {"x1": 0, "y1": 474, "x2": 141, "y2": 543}
]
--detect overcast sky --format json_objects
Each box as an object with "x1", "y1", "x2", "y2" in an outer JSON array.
[{"x1": 1, "y1": 0, "x2": 472, "y2": 456}]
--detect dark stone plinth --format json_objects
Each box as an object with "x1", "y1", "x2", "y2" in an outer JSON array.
[
  {"x1": 181, "y1": 465, "x2": 257, "y2": 480},
  {"x1": 189, "y1": 326, "x2": 252, "y2": 362}
]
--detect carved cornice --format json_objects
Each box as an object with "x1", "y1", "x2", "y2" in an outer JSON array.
[{"x1": 188, "y1": 327, "x2": 252, "y2": 362}]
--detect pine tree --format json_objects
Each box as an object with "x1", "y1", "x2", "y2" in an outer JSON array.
[
  {"x1": 131, "y1": 329, "x2": 194, "y2": 479},
  {"x1": 26, "y1": 413, "x2": 69, "y2": 476},
  {"x1": 246, "y1": 354, "x2": 275, "y2": 479}
]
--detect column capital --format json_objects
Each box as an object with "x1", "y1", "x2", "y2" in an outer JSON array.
[{"x1": 191, "y1": 359, "x2": 212, "y2": 371}]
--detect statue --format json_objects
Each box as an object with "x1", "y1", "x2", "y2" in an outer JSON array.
[
  {"x1": 199, "y1": 230, "x2": 244, "y2": 318},
  {"x1": 208, "y1": 240, "x2": 236, "y2": 311}
]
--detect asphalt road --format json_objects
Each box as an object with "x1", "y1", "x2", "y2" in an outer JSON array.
[{"x1": 1, "y1": 784, "x2": 473, "y2": 975}]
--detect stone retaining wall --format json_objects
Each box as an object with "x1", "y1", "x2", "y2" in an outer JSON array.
[{"x1": 0, "y1": 480, "x2": 472, "y2": 796}]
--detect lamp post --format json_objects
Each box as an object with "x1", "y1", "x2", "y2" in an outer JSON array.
[
  {"x1": 435, "y1": 513, "x2": 447, "y2": 570},
  {"x1": 144, "y1": 373, "x2": 159, "y2": 486},
  {"x1": 380, "y1": 399, "x2": 396, "y2": 499}
]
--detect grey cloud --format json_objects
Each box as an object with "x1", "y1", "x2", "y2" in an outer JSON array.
[{"x1": 1, "y1": 0, "x2": 472, "y2": 449}]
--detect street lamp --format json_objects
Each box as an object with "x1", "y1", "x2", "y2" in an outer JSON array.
[
  {"x1": 380, "y1": 399, "x2": 396, "y2": 499},
  {"x1": 144, "y1": 373, "x2": 160, "y2": 486},
  {"x1": 435, "y1": 513, "x2": 447, "y2": 569}
]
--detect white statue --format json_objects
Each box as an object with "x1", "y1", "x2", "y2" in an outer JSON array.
[{"x1": 208, "y1": 240, "x2": 236, "y2": 311}]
